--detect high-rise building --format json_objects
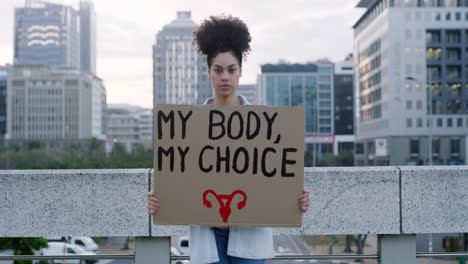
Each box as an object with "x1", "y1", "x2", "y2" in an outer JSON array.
[
  {"x1": 334, "y1": 58, "x2": 355, "y2": 153},
  {"x1": 237, "y1": 84, "x2": 258, "y2": 104},
  {"x1": 79, "y1": 0, "x2": 96, "y2": 74},
  {"x1": 258, "y1": 61, "x2": 336, "y2": 163},
  {"x1": 153, "y1": 11, "x2": 211, "y2": 107},
  {"x1": 6, "y1": 64, "x2": 106, "y2": 141},
  {"x1": 0, "y1": 65, "x2": 10, "y2": 139},
  {"x1": 14, "y1": 1, "x2": 80, "y2": 69},
  {"x1": 353, "y1": 0, "x2": 468, "y2": 166}
]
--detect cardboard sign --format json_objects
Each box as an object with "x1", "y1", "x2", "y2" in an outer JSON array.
[{"x1": 153, "y1": 105, "x2": 304, "y2": 227}]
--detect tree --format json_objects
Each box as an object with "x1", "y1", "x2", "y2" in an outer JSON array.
[
  {"x1": 0, "y1": 238, "x2": 48, "y2": 264},
  {"x1": 317, "y1": 150, "x2": 354, "y2": 167}
]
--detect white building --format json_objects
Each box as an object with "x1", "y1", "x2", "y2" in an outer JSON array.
[
  {"x1": 237, "y1": 84, "x2": 258, "y2": 105},
  {"x1": 105, "y1": 104, "x2": 153, "y2": 152},
  {"x1": 153, "y1": 11, "x2": 211, "y2": 107},
  {"x1": 6, "y1": 64, "x2": 106, "y2": 141},
  {"x1": 353, "y1": 0, "x2": 468, "y2": 166}
]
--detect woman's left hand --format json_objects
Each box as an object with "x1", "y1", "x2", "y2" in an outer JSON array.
[{"x1": 298, "y1": 189, "x2": 310, "y2": 213}]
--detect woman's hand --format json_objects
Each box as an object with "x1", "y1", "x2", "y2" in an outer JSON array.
[
  {"x1": 147, "y1": 191, "x2": 160, "y2": 215},
  {"x1": 298, "y1": 189, "x2": 310, "y2": 213}
]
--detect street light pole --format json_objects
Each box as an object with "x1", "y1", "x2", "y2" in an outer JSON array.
[{"x1": 406, "y1": 72, "x2": 434, "y2": 264}]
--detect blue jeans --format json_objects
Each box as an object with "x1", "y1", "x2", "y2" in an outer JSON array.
[{"x1": 211, "y1": 228, "x2": 266, "y2": 264}]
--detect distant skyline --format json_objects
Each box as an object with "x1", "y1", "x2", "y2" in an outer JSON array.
[{"x1": 0, "y1": 0, "x2": 364, "y2": 108}]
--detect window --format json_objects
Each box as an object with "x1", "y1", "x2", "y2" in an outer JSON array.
[
  {"x1": 446, "y1": 30, "x2": 461, "y2": 43},
  {"x1": 447, "y1": 118, "x2": 453, "y2": 127},
  {"x1": 446, "y1": 48, "x2": 461, "y2": 61},
  {"x1": 427, "y1": 65, "x2": 441, "y2": 80},
  {"x1": 426, "y1": 48, "x2": 442, "y2": 61},
  {"x1": 450, "y1": 139, "x2": 460, "y2": 155},
  {"x1": 435, "y1": 100, "x2": 443, "y2": 113},
  {"x1": 406, "y1": 100, "x2": 413, "y2": 109},
  {"x1": 356, "y1": 143, "x2": 364, "y2": 154},
  {"x1": 410, "y1": 139, "x2": 419, "y2": 155},
  {"x1": 417, "y1": 118, "x2": 423, "y2": 127},
  {"x1": 405, "y1": 47, "x2": 411, "y2": 55},
  {"x1": 457, "y1": 118, "x2": 463, "y2": 127},
  {"x1": 431, "y1": 84, "x2": 442, "y2": 96},
  {"x1": 426, "y1": 30, "x2": 441, "y2": 43},
  {"x1": 446, "y1": 12, "x2": 451, "y2": 21},
  {"x1": 447, "y1": 100, "x2": 454, "y2": 113},
  {"x1": 432, "y1": 139, "x2": 440, "y2": 154},
  {"x1": 455, "y1": 99, "x2": 461, "y2": 113},
  {"x1": 416, "y1": 100, "x2": 423, "y2": 110},
  {"x1": 447, "y1": 66, "x2": 461, "y2": 80},
  {"x1": 406, "y1": 118, "x2": 413, "y2": 128},
  {"x1": 448, "y1": 83, "x2": 462, "y2": 96},
  {"x1": 437, "y1": 118, "x2": 443, "y2": 127}
]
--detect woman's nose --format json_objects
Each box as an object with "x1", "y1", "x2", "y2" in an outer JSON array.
[{"x1": 221, "y1": 72, "x2": 229, "y2": 81}]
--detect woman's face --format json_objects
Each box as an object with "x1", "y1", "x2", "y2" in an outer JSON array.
[{"x1": 208, "y1": 51, "x2": 242, "y2": 98}]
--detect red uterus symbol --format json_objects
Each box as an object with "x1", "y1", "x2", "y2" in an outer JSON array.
[{"x1": 202, "y1": 189, "x2": 247, "y2": 223}]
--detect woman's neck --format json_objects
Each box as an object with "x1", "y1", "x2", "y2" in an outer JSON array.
[{"x1": 212, "y1": 94, "x2": 240, "y2": 106}]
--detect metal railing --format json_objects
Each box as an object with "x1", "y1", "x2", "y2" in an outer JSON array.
[{"x1": 1, "y1": 252, "x2": 468, "y2": 261}]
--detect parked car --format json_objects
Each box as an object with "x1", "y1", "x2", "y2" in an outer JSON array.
[
  {"x1": 0, "y1": 249, "x2": 13, "y2": 264},
  {"x1": 171, "y1": 247, "x2": 189, "y2": 264},
  {"x1": 36, "y1": 242, "x2": 97, "y2": 264},
  {"x1": 44, "y1": 238, "x2": 99, "y2": 254},
  {"x1": 176, "y1": 236, "x2": 189, "y2": 256}
]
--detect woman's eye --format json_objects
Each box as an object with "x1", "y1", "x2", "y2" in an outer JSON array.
[
  {"x1": 215, "y1": 69, "x2": 221, "y2": 74},
  {"x1": 229, "y1": 69, "x2": 236, "y2": 74}
]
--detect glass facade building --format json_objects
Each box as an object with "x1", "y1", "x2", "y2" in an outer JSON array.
[
  {"x1": 258, "y1": 62, "x2": 336, "y2": 163},
  {"x1": 259, "y1": 63, "x2": 334, "y2": 135},
  {"x1": 14, "y1": 1, "x2": 80, "y2": 69}
]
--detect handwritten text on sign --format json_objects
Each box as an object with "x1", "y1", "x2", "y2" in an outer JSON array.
[{"x1": 153, "y1": 105, "x2": 304, "y2": 227}]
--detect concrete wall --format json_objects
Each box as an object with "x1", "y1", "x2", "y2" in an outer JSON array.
[{"x1": 0, "y1": 166, "x2": 466, "y2": 237}]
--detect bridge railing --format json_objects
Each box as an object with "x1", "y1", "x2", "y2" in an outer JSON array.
[{"x1": 1, "y1": 166, "x2": 467, "y2": 264}]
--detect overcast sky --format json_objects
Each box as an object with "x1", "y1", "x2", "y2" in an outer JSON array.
[{"x1": 0, "y1": 0, "x2": 364, "y2": 108}]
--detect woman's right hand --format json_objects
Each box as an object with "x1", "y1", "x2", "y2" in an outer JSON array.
[{"x1": 147, "y1": 191, "x2": 160, "y2": 215}]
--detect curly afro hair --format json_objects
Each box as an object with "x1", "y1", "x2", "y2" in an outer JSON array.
[{"x1": 193, "y1": 15, "x2": 251, "y2": 68}]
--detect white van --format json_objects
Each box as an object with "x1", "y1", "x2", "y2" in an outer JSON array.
[
  {"x1": 36, "y1": 242, "x2": 97, "y2": 264},
  {"x1": 45, "y1": 238, "x2": 99, "y2": 254}
]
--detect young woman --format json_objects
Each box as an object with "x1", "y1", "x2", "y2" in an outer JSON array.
[{"x1": 147, "y1": 15, "x2": 310, "y2": 264}]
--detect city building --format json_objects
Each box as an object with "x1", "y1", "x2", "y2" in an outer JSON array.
[
  {"x1": 14, "y1": 0, "x2": 80, "y2": 70},
  {"x1": 237, "y1": 84, "x2": 258, "y2": 104},
  {"x1": 79, "y1": 0, "x2": 97, "y2": 74},
  {"x1": 0, "y1": 65, "x2": 11, "y2": 139},
  {"x1": 6, "y1": 64, "x2": 106, "y2": 143},
  {"x1": 105, "y1": 104, "x2": 153, "y2": 152},
  {"x1": 334, "y1": 58, "x2": 355, "y2": 153},
  {"x1": 353, "y1": 0, "x2": 468, "y2": 166},
  {"x1": 153, "y1": 11, "x2": 211, "y2": 107},
  {"x1": 257, "y1": 61, "x2": 349, "y2": 164}
]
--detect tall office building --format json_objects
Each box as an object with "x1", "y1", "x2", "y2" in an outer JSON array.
[
  {"x1": 353, "y1": 0, "x2": 468, "y2": 166},
  {"x1": 79, "y1": 0, "x2": 97, "y2": 74},
  {"x1": 153, "y1": 11, "x2": 211, "y2": 107},
  {"x1": 6, "y1": 64, "x2": 106, "y2": 141},
  {"x1": 14, "y1": 1, "x2": 80, "y2": 69},
  {"x1": 258, "y1": 61, "x2": 355, "y2": 163},
  {"x1": 0, "y1": 65, "x2": 11, "y2": 139},
  {"x1": 334, "y1": 58, "x2": 355, "y2": 153}
]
